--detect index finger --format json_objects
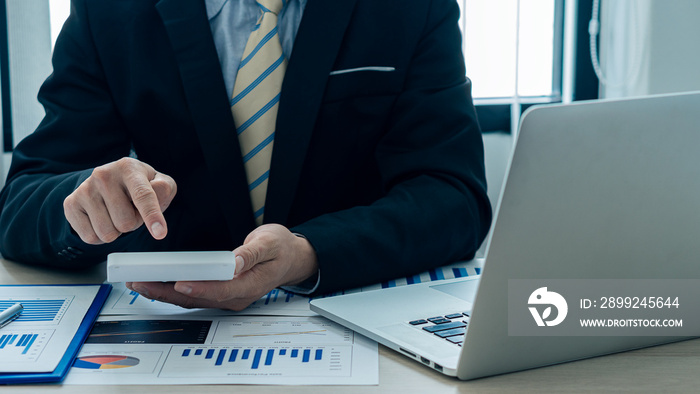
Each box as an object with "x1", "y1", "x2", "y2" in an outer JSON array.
[{"x1": 123, "y1": 166, "x2": 167, "y2": 240}]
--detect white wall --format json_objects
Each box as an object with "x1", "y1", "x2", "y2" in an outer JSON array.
[
  {"x1": 0, "y1": 1, "x2": 53, "y2": 187},
  {"x1": 1, "y1": 154, "x2": 10, "y2": 186},
  {"x1": 6, "y1": 1, "x2": 52, "y2": 145},
  {"x1": 599, "y1": 0, "x2": 700, "y2": 98}
]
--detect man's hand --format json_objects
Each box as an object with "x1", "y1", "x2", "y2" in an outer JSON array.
[
  {"x1": 63, "y1": 157, "x2": 177, "y2": 244},
  {"x1": 126, "y1": 224, "x2": 319, "y2": 311}
]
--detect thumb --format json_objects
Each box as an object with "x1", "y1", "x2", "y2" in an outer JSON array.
[{"x1": 232, "y1": 233, "x2": 278, "y2": 275}]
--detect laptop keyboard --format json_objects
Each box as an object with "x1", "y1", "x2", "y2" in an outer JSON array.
[{"x1": 409, "y1": 312, "x2": 470, "y2": 346}]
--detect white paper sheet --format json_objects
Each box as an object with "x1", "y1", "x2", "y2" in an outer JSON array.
[
  {"x1": 63, "y1": 315, "x2": 378, "y2": 385},
  {"x1": 0, "y1": 285, "x2": 100, "y2": 372},
  {"x1": 101, "y1": 259, "x2": 484, "y2": 317}
]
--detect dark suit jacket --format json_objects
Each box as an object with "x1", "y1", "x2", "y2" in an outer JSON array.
[{"x1": 0, "y1": 0, "x2": 491, "y2": 294}]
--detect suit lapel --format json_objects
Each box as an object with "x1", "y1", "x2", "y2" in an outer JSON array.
[
  {"x1": 156, "y1": 0, "x2": 256, "y2": 232},
  {"x1": 265, "y1": 0, "x2": 358, "y2": 224}
]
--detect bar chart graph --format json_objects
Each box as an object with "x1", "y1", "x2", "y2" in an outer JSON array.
[
  {"x1": 101, "y1": 259, "x2": 484, "y2": 318},
  {"x1": 64, "y1": 315, "x2": 378, "y2": 385},
  {"x1": 105, "y1": 287, "x2": 312, "y2": 316},
  {"x1": 0, "y1": 285, "x2": 117, "y2": 375},
  {"x1": 0, "y1": 330, "x2": 52, "y2": 362},
  {"x1": 0, "y1": 297, "x2": 70, "y2": 325},
  {"x1": 161, "y1": 345, "x2": 351, "y2": 377},
  {"x1": 314, "y1": 260, "x2": 483, "y2": 296},
  {"x1": 249, "y1": 288, "x2": 298, "y2": 305},
  {"x1": 127, "y1": 290, "x2": 155, "y2": 305},
  {"x1": 157, "y1": 317, "x2": 354, "y2": 378},
  {"x1": 112, "y1": 287, "x2": 302, "y2": 309}
]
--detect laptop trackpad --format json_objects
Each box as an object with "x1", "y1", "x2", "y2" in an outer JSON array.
[{"x1": 429, "y1": 279, "x2": 479, "y2": 303}]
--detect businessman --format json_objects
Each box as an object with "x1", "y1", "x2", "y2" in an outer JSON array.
[{"x1": 0, "y1": 0, "x2": 491, "y2": 310}]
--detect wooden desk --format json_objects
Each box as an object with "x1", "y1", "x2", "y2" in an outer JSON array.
[{"x1": 2, "y1": 257, "x2": 700, "y2": 393}]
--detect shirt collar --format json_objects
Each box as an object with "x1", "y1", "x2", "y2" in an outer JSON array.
[
  {"x1": 205, "y1": 0, "x2": 306, "y2": 21},
  {"x1": 205, "y1": 0, "x2": 228, "y2": 21}
]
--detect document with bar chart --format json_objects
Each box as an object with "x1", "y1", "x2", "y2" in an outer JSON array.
[
  {"x1": 0, "y1": 285, "x2": 108, "y2": 375},
  {"x1": 101, "y1": 258, "x2": 484, "y2": 317},
  {"x1": 63, "y1": 315, "x2": 377, "y2": 385}
]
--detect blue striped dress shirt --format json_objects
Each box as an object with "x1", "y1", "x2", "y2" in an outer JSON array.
[
  {"x1": 204, "y1": 0, "x2": 318, "y2": 294},
  {"x1": 205, "y1": 0, "x2": 307, "y2": 99}
]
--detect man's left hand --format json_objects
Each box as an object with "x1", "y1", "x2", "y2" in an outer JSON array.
[{"x1": 126, "y1": 224, "x2": 319, "y2": 310}]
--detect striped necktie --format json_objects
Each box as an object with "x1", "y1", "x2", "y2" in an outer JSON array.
[{"x1": 231, "y1": 0, "x2": 286, "y2": 226}]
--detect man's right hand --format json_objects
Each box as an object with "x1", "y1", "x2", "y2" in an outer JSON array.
[{"x1": 63, "y1": 157, "x2": 177, "y2": 245}]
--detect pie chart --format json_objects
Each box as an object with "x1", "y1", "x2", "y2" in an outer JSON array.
[{"x1": 73, "y1": 355, "x2": 140, "y2": 369}]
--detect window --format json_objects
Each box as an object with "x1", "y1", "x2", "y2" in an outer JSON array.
[
  {"x1": 49, "y1": 0, "x2": 69, "y2": 50},
  {"x1": 458, "y1": 0, "x2": 566, "y2": 133},
  {"x1": 460, "y1": 0, "x2": 560, "y2": 101}
]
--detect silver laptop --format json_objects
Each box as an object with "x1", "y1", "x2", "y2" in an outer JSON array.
[{"x1": 310, "y1": 91, "x2": 700, "y2": 380}]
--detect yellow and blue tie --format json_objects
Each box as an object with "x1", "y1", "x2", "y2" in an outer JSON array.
[{"x1": 231, "y1": 0, "x2": 286, "y2": 226}]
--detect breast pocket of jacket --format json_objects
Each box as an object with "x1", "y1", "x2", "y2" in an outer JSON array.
[{"x1": 323, "y1": 66, "x2": 404, "y2": 103}]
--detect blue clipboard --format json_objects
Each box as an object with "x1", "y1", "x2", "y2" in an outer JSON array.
[{"x1": 0, "y1": 284, "x2": 112, "y2": 384}]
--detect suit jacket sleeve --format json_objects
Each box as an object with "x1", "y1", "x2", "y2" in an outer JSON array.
[
  {"x1": 291, "y1": 0, "x2": 492, "y2": 294},
  {"x1": 0, "y1": 0, "x2": 154, "y2": 266}
]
